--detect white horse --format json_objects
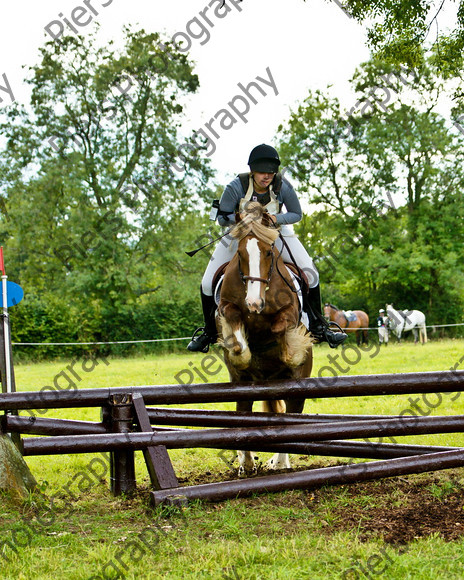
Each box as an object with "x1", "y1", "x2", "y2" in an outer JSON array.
[{"x1": 386, "y1": 304, "x2": 427, "y2": 344}]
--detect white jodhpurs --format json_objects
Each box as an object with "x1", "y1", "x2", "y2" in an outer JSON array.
[
  {"x1": 201, "y1": 228, "x2": 319, "y2": 296},
  {"x1": 378, "y1": 327, "x2": 389, "y2": 344}
]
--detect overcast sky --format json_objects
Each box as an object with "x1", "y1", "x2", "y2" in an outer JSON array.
[{"x1": 0, "y1": 0, "x2": 457, "y2": 182}]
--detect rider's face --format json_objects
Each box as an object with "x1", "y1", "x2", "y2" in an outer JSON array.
[{"x1": 253, "y1": 172, "x2": 275, "y2": 191}]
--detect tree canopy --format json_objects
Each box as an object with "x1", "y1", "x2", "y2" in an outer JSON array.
[
  {"x1": 1, "y1": 17, "x2": 464, "y2": 355},
  {"x1": 277, "y1": 59, "x2": 464, "y2": 323},
  {"x1": 320, "y1": 0, "x2": 464, "y2": 77},
  {"x1": 0, "y1": 28, "x2": 214, "y2": 347}
]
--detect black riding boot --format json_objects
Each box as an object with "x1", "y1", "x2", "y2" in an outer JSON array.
[
  {"x1": 305, "y1": 285, "x2": 347, "y2": 348},
  {"x1": 187, "y1": 288, "x2": 218, "y2": 353}
]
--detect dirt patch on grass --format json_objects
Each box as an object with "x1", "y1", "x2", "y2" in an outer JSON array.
[
  {"x1": 317, "y1": 476, "x2": 464, "y2": 545},
  {"x1": 177, "y1": 462, "x2": 464, "y2": 545}
]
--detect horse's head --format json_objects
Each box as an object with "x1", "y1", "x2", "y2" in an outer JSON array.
[
  {"x1": 232, "y1": 202, "x2": 280, "y2": 314},
  {"x1": 386, "y1": 304, "x2": 395, "y2": 318},
  {"x1": 323, "y1": 303, "x2": 339, "y2": 322},
  {"x1": 323, "y1": 303, "x2": 331, "y2": 321},
  {"x1": 386, "y1": 304, "x2": 401, "y2": 327}
]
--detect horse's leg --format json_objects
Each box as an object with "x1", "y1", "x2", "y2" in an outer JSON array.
[
  {"x1": 262, "y1": 400, "x2": 291, "y2": 470},
  {"x1": 419, "y1": 324, "x2": 427, "y2": 344},
  {"x1": 362, "y1": 318, "x2": 369, "y2": 344},
  {"x1": 236, "y1": 400, "x2": 256, "y2": 476},
  {"x1": 218, "y1": 304, "x2": 251, "y2": 369},
  {"x1": 283, "y1": 325, "x2": 313, "y2": 368},
  {"x1": 265, "y1": 352, "x2": 312, "y2": 471},
  {"x1": 290, "y1": 350, "x2": 313, "y2": 408},
  {"x1": 286, "y1": 398, "x2": 305, "y2": 414},
  {"x1": 413, "y1": 328, "x2": 418, "y2": 344},
  {"x1": 270, "y1": 305, "x2": 312, "y2": 367}
]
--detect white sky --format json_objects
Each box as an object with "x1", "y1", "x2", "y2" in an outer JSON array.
[{"x1": 0, "y1": 0, "x2": 458, "y2": 182}]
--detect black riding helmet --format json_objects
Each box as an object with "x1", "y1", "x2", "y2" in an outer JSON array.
[{"x1": 248, "y1": 144, "x2": 281, "y2": 173}]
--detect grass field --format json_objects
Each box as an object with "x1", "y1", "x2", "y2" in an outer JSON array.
[{"x1": 1, "y1": 338, "x2": 464, "y2": 579}]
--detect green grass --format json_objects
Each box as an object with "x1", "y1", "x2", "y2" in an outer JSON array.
[{"x1": 1, "y1": 339, "x2": 464, "y2": 579}]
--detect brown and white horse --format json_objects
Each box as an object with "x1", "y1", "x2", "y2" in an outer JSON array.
[
  {"x1": 323, "y1": 303, "x2": 369, "y2": 345},
  {"x1": 217, "y1": 203, "x2": 313, "y2": 476}
]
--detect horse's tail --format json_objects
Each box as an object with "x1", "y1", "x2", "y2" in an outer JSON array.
[
  {"x1": 262, "y1": 400, "x2": 286, "y2": 413},
  {"x1": 421, "y1": 324, "x2": 428, "y2": 344}
]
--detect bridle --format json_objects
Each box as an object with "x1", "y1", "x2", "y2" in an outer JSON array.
[{"x1": 237, "y1": 239, "x2": 282, "y2": 290}]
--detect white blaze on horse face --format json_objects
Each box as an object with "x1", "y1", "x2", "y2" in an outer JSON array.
[{"x1": 245, "y1": 238, "x2": 264, "y2": 313}]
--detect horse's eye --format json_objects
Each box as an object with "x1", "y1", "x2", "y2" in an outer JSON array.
[{"x1": 267, "y1": 250, "x2": 273, "y2": 256}]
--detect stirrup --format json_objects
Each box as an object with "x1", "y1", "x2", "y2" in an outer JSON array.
[
  {"x1": 324, "y1": 321, "x2": 347, "y2": 348},
  {"x1": 187, "y1": 327, "x2": 215, "y2": 353},
  {"x1": 310, "y1": 320, "x2": 347, "y2": 348},
  {"x1": 327, "y1": 320, "x2": 345, "y2": 333}
]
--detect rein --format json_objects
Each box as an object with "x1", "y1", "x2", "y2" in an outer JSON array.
[{"x1": 275, "y1": 233, "x2": 309, "y2": 295}]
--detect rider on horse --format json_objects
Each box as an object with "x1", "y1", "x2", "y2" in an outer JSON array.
[{"x1": 187, "y1": 144, "x2": 347, "y2": 353}]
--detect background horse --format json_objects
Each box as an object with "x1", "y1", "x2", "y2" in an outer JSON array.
[
  {"x1": 323, "y1": 303, "x2": 369, "y2": 345},
  {"x1": 386, "y1": 304, "x2": 427, "y2": 344},
  {"x1": 217, "y1": 203, "x2": 313, "y2": 476}
]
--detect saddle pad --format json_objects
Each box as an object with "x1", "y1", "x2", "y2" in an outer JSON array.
[
  {"x1": 214, "y1": 276, "x2": 224, "y2": 306},
  {"x1": 343, "y1": 310, "x2": 358, "y2": 322},
  {"x1": 399, "y1": 310, "x2": 414, "y2": 319}
]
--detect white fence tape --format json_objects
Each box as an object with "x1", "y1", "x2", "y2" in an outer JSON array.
[{"x1": 11, "y1": 323, "x2": 464, "y2": 346}]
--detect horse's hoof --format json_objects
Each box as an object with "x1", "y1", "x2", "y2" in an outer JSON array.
[
  {"x1": 238, "y1": 464, "x2": 257, "y2": 478},
  {"x1": 265, "y1": 453, "x2": 291, "y2": 470}
]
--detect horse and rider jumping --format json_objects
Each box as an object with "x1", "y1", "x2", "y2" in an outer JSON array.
[
  {"x1": 216, "y1": 202, "x2": 313, "y2": 474},
  {"x1": 186, "y1": 144, "x2": 347, "y2": 475}
]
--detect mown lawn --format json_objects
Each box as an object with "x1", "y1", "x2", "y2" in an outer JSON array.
[{"x1": 1, "y1": 338, "x2": 464, "y2": 579}]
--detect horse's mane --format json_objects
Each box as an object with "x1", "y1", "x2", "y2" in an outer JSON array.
[
  {"x1": 230, "y1": 202, "x2": 280, "y2": 246},
  {"x1": 326, "y1": 303, "x2": 339, "y2": 311}
]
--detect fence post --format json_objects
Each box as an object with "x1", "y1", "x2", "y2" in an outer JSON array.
[
  {"x1": 132, "y1": 393, "x2": 179, "y2": 490},
  {"x1": 109, "y1": 394, "x2": 136, "y2": 496},
  {"x1": 0, "y1": 310, "x2": 21, "y2": 449},
  {"x1": 0, "y1": 312, "x2": 16, "y2": 394}
]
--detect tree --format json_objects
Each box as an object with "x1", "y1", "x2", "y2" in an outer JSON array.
[
  {"x1": 276, "y1": 60, "x2": 464, "y2": 323},
  {"x1": 320, "y1": 0, "x2": 464, "y2": 75},
  {"x1": 0, "y1": 28, "x2": 214, "y2": 341}
]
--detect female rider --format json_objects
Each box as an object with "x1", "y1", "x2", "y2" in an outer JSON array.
[{"x1": 187, "y1": 144, "x2": 347, "y2": 353}]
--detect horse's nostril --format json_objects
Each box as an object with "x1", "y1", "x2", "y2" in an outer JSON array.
[{"x1": 246, "y1": 299, "x2": 264, "y2": 314}]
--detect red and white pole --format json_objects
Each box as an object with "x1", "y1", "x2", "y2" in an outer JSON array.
[{"x1": 0, "y1": 247, "x2": 12, "y2": 393}]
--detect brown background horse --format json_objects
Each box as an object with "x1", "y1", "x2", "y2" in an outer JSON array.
[
  {"x1": 323, "y1": 303, "x2": 369, "y2": 345},
  {"x1": 217, "y1": 203, "x2": 313, "y2": 476}
]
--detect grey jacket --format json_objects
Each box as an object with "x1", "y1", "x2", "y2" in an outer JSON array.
[{"x1": 217, "y1": 175, "x2": 303, "y2": 227}]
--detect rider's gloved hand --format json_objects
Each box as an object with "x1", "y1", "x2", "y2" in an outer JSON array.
[{"x1": 239, "y1": 211, "x2": 256, "y2": 224}]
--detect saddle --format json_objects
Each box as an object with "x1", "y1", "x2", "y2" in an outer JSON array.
[
  {"x1": 398, "y1": 310, "x2": 414, "y2": 319},
  {"x1": 343, "y1": 310, "x2": 358, "y2": 323}
]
